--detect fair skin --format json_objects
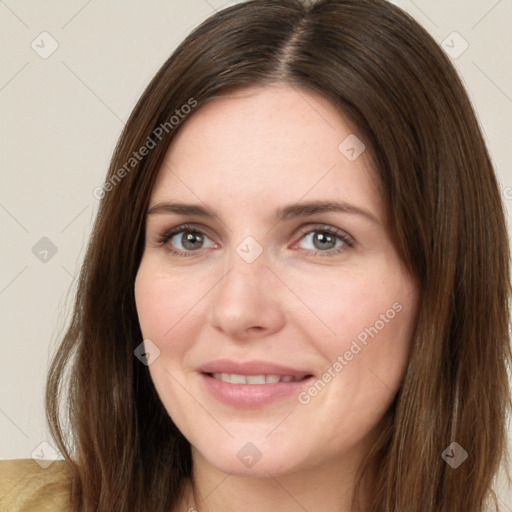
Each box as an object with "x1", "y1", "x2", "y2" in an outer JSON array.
[{"x1": 134, "y1": 84, "x2": 419, "y2": 512}]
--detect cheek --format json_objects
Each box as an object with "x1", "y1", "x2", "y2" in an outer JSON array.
[
  {"x1": 295, "y1": 278, "x2": 417, "y2": 448},
  {"x1": 290, "y1": 264, "x2": 413, "y2": 347},
  {"x1": 134, "y1": 263, "x2": 204, "y2": 348},
  {"x1": 293, "y1": 265, "x2": 417, "y2": 396},
  {"x1": 134, "y1": 265, "x2": 203, "y2": 422}
]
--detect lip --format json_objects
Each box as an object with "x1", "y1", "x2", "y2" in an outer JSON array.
[
  {"x1": 199, "y1": 359, "x2": 312, "y2": 378},
  {"x1": 199, "y1": 359, "x2": 314, "y2": 409}
]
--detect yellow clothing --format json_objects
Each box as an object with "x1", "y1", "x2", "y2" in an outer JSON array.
[{"x1": 0, "y1": 459, "x2": 71, "y2": 511}]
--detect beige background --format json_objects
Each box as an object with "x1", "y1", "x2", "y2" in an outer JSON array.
[{"x1": 1, "y1": 0, "x2": 511, "y2": 508}]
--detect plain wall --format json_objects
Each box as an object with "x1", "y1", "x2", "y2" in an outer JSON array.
[{"x1": 1, "y1": 0, "x2": 511, "y2": 508}]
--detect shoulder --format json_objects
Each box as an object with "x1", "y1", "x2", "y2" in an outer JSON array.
[{"x1": 0, "y1": 458, "x2": 71, "y2": 512}]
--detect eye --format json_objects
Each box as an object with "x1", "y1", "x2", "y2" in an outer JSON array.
[
  {"x1": 156, "y1": 223, "x2": 354, "y2": 257},
  {"x1": 157, "y1": 223, "x2": 216, "y2": 257},
  {"x1": 293, "y1": 225, "x2": 353, "y2": 256}
]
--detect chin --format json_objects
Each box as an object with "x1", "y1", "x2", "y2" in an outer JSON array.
[{"x1": 190, "y1": 434, "x2": 315, "y2": 478}]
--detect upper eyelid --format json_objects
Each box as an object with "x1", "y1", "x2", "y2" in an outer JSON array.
[{"x1": 162, "y1": 223, "x2": 217, "y2": 242}]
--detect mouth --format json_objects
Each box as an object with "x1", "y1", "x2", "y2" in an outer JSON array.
[
  {"x1": 198, "y1": 360, "x2": 314, "y2": 408},
  {"x1": 208, "y1": 372, "x2": 309, "y2": 384}
]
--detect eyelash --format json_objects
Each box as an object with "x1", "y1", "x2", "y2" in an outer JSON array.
[{"x1": 155, "y1": 223, "x2": 354, "y2": 258}]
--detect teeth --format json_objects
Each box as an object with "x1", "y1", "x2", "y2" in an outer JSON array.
[
  {"x1": 211, "y1": 373, "x2": 302, "y2": 384},
  {"x1": 230, "y1": 373, "x2": 246, "y2": 384},
  {"x1": 247, "y1": 375, "x2": 266, "y2": 384}
]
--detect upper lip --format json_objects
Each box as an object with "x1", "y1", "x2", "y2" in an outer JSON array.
[{"x1": 199, "y1": 359, "x2": 313, "y2": 378}]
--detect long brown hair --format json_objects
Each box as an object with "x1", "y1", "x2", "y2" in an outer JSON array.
[{"x1": 46, "y1": 0, "x2": 511, "y2": 510}]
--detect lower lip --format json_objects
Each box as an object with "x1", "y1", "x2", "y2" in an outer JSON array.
[{"x1": 201, "y1": 373, "x2": 313, "y2": 409}]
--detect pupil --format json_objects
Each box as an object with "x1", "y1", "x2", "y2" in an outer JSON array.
[
  {"x1": 183, "y1": 232, "x2": 202, "y2": 250},
  {"x1": 315, "y1": 232, "x2": 335, "y2": 250}
]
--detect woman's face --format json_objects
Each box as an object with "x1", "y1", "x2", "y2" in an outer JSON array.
[{"x1": 135, "y1": 84, "x2": 418, "y2": 477}]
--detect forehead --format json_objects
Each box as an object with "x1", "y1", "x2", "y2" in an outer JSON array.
[{"x1": 150, "y1": 84, "x2": 383, "y2": 220}]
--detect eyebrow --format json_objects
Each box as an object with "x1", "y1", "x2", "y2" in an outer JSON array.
[{"x1": 147, "y1": 200, "x2": 379, "y2": 225}]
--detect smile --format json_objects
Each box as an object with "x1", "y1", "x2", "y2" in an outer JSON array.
[
  {"x1": 210, "y1": 372, "x2": 305, "y2": 384},
  {"x1": 198, "y1": 360, "x2": 314, "y2": 408}
]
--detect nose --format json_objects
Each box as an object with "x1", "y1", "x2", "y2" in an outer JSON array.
[{"x1": 207, "y1": 249, "x2": 286, "y2": 341}]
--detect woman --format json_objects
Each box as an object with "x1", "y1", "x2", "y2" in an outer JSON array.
[{"x1": 1, "y1": 0, "x2": 510, "y2": 510}]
